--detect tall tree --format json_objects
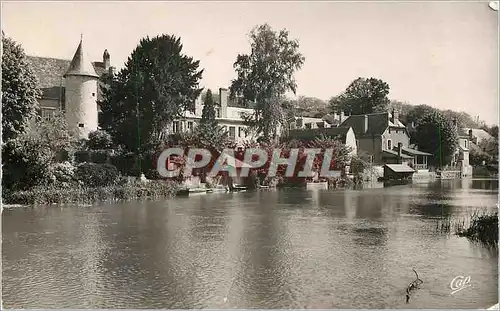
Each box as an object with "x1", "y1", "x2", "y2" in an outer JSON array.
[
  {"x1": 195, "y1": 89, "x2": 228, "y2": 150},
  {"x1": 331, "y1": 77, "x2": 390, "y2": 115},
  {"x1": 99, "y1": 34, "x2": 204, "y2": 153},
  {"x1": 1, "y1": 34, "x2": 42, "y2": 142},
  {"x1": 229, "y1": 23, "x2": 305, "y2": 142},
  {"x1": 414, "y1": 111, "x2": 458, "y2": 167}
]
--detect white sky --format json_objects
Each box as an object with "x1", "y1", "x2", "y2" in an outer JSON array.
[{"x1": 2, "y1": 1, "x2": 498, "y2": 125}]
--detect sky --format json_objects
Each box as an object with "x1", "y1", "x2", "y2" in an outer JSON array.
[{"x1": 2, "y1": 1, "x2": 498, "y2": 125}]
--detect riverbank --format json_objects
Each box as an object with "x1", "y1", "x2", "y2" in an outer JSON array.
[{"x1": 2, "y1": 180, "x2": 180, "y2": 206}]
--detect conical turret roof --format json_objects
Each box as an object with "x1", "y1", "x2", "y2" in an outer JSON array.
[{"x1": 64, "y1": 36, "x2": 99, "y2": 78}]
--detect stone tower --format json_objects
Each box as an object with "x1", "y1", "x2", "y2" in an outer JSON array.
[{"x1": 63, "y1": 36, "x2": 99, "y2": 139}]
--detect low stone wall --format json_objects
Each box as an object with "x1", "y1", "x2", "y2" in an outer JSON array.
[
  {"x1": 440, "y1": 170, "x2": 461, "y2": 179},
  {"x1": 412, "y1": 170, "x2": 436, "y2": 181}
]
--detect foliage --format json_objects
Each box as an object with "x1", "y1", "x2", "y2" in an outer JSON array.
[
  {"x1": 3, "y1": 180, "x2": 180, "y2": 205},
  {"x1": 99, "y1": 34, "x2": 204, "y2": 154},
  {"x1": 454, "y1": 211, "x2": 498, "y2": 248},
  {"x1": 470, "y1": 147, "x2": 492, "y2": 166},
  {"x1": 330, "y1": 77, "x2": 390, "y2": 115},
  {"x1": 49, "y1": 161, "x2": 76, "y2": 187},
  {"x1": 285, "y1": 96, "x2": 329, "y2": 118},
  {"x1": 2, "y1": 112, "x2": 78, "y2": 191},
  {"x1": 230, "y1": 23, "x2": 305, "y2": 142},
  {"x1": 1, "y1": 34, "x2": 42, "y2": 142},
  {"x1": 75, "y1": 163, "x2": 120, "y2": 188},
  {"x1": 481, "y1": 125, "x2": 499, "y2": 139},
  {"x1": 194, "y1": 89, "x2": 229, "y2": 150},
  {"x1": 414, "y1": 111, "x2": 458, "y2": 167},
  {"x1": 478, "y1": 137, "x2": 498, "y2": 160},
  {"x1": 87, "y1": 130, "x2": 113, "y2": 150}
]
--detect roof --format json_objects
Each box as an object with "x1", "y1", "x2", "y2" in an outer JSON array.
[
  {"x1": 463, "y1": 128, "x2": 493, "y2": 143},
  {"x1": 382, "y1": 150, "x2": 413, "y2": 159},
  {"x1": 401, "y1": 146, "x2": 432, "y2": 156},
  {"x1": 384, "y1": 164, "x2": 415, "y2": 173},
  {"x1": 64, "y1": 39, "x2": 99, "y2": 78},
  {"x1": 26, "y1": 56, "x2": 107, "y2": 102},
  {"x1": 288, "y1": 127, "x2": 351, "y2": 141},
  {"x1": 339, "y1": 112, "x2": 390, "y2": 137}
]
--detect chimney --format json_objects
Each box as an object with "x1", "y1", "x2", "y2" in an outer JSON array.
[
  {"x1": 364, "y1": 115, "x2": 368, "y2": 133},
  {"x1": 393, "y1": 109, "x2": 399, "y2": 125},
  {"x1": 219, "y1": 88, "x2": 228, "y2": 118},
  {"x1": 397, "y1": 142, "x2": 402, "y2": 164},
  {"x1": 103, "y1": 49, "x2": 110, "y2": 70}
]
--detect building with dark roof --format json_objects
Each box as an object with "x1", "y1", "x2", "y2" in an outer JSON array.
[
  {"x1": 339, "y1": 110, "x2": 432, "y2": 169},
  {"x1": 287, "y1": 126, "x2": 358, "y2": 157},
  {"x1": 26, "y1": 38, "x2": 114, "y2": 138}
]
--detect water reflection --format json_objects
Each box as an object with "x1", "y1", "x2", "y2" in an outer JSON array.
[{"x1": 2, "y1": 181, "x2": 498, "y2": 309}]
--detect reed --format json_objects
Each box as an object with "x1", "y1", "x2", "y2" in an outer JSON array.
[
  {"x1": 436, "y1": 209, "x2": 498, "y2": 247},
  {"x1": 3, "y1": 180, "x2": 180, "y2": 206}
]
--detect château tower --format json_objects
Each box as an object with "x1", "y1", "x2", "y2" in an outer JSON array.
[{"x1": 63, "y1": 36, "x2": 99, "y2": 139}]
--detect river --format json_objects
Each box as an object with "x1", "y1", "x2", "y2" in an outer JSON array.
[{"x1": 2, "y1": 179, "x2": 498, "y2": 309}]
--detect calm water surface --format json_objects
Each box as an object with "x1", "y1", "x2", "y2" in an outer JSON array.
[{"x1": 2, "y1": 179, "x2": 498, "y2": 308}]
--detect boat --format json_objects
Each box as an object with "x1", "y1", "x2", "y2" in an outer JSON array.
[{"x1": 176, "y1": 187, "x2": 208, "y2": 196}]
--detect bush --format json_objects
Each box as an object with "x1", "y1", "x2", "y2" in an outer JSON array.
[
  {"x1": 87, "y1": 130, "x2": 113, "y2": 150},
  {"x1": 74, "y1": 150, "x2": 90, "y2": 163},
  {"x1": 49, "y1": 161, "x2": 76, "y2": 186},
  {"x1": 2, "y1": 180, "x2": 180, "y2": 205},
  {"x1": 90, "y1": 150, "x2": 110, "y2": 164},
  {"x1": 75, "y1": 163, "x2": 120, "y2": 188}
]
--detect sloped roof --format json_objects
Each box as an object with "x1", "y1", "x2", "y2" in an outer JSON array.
[
  {"x1": 463, "y1": 128, "x2": 493, "y2": 143},
  {"x1": 384, "y1": 164, "x2": 415, "y2": 173},
  {"x1": 401, "y1": 146, "x2": 432, "y2": 156},
  {"x1": 64, "y1": 39, "x2": 99, "y2": 78},
  {"x1": 340, "y1": 112, "x2": 390, "y2": 137},
  {"x1": 382, "y1": 149, "x2": 413, "y2": 159},
  {"x1": 26, "y1": 55, "x2": 107, "y2": 101},
  {"x1": 288, "y1": 127, "x2": 351, "y2": 141}
]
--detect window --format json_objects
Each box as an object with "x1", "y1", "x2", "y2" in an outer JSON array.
[
  {"x1": 238, "y1": 127, "x2": 244, "y2": 138},
  {"x1": 41, "y1": 108, "x2": 55, "y2": 120},
  {"x1": 464, "y1": 140, "x2": 468, "y2": 148},
  {"x1": 215, "y1": 108, "x2": 221, "y2": 118},
  {"x1": 305, "y1": 123, "x2": 312, "y2": 129},
  {"x1": 387, "y1": 139, "x2": 392, "y2": 150},
  {"x1": 173, "y1": 121, "x2": 180, "y2": 133},
  {"x1": 78, "y1": 123, "x2": 85, "y2": 128},
  {"x1": 229, "y1": 126, "x2": 236, "y2": 138},
  {"x1": 92, "y1": 92, "x2": 96, "y2": 97},
  {"x1": 187, "y1": 122, "x2": 193, "y2": 132}
]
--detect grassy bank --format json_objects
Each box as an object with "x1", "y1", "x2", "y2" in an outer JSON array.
[
  {"x1": 3, "y1": 180, "x2": 180, "y2": 206},
  {"x1": 437, "y1": 210, "x2": 498, "y2": 247}
]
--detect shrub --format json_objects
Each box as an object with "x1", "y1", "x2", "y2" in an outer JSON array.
[
  {"x1": 90, "y1": 150, "x2": 110, "y2": 164},
  {"x1": 2, "y1": 180, "x2": 180, "y2": 205},
  {"x1": 75, "y1": 163, "x2": 120, "y2": 188},
  {"x1": 49, "y1": 161, "x2": 76, "y2": 186},
  {"x1": 87, "y1": 130, "x2": 113, "y2": 150},
  {"x1": 74, "y1": 150, "x2": 90, "y2": 163}
]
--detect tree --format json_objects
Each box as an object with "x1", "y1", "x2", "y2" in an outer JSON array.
[
  {"x1": 331, "y1": 77, "x2": 390, "y2": 115},
  {"x1": 1, "y1": 34, "x2": 42, "y2": 142},
  {"x1": 414, "y1": 111, "x2": 458, "y2": 167},
  {"x1": 99, "y1": 34, "x2": 204, "y2": 154},
  {"x1": 229, "y1": 23, "x2": 305, "y2": 142},
  {"x1": 195, "y1": 89, "x2": 229, "y2": 150},
  {"x1": 2, "y1": 112, "x2": 78, "y2": 191},
  {"x1": 286, "y1": 96, "x2": 329, "y2": 118}
]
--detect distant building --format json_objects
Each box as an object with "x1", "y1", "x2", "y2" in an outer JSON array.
[
  {"x1": 27, "y1": 37, "x2": 114, "y2": 139},
  {"x1": 287, "y1": 126, "x2": 358, "y2": 159},
  {"x1": 339, "y1": 110, "x2": 432, "y2": 169}
]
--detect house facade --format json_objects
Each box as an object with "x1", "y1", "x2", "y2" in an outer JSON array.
[
  {"x1": 286, "y1": 127, "x2": 358, "y2": 158},
  {"x1": 451, "y1": 124, "x2": 473, "y2": 177},
  {"x1": 339, "y1": 110, "x2": 432, "y2": 169},
  {"x1": 171, "y1": 88, "x2": 260, "y2": 144}
]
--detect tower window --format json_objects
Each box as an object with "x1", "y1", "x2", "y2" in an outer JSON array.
[
  {"x1": 79, "y1": 123, "x2": 84, "y2": 128},
  {"x1": 92, "y1": 93, "x2": 96, "y2": 97}
]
